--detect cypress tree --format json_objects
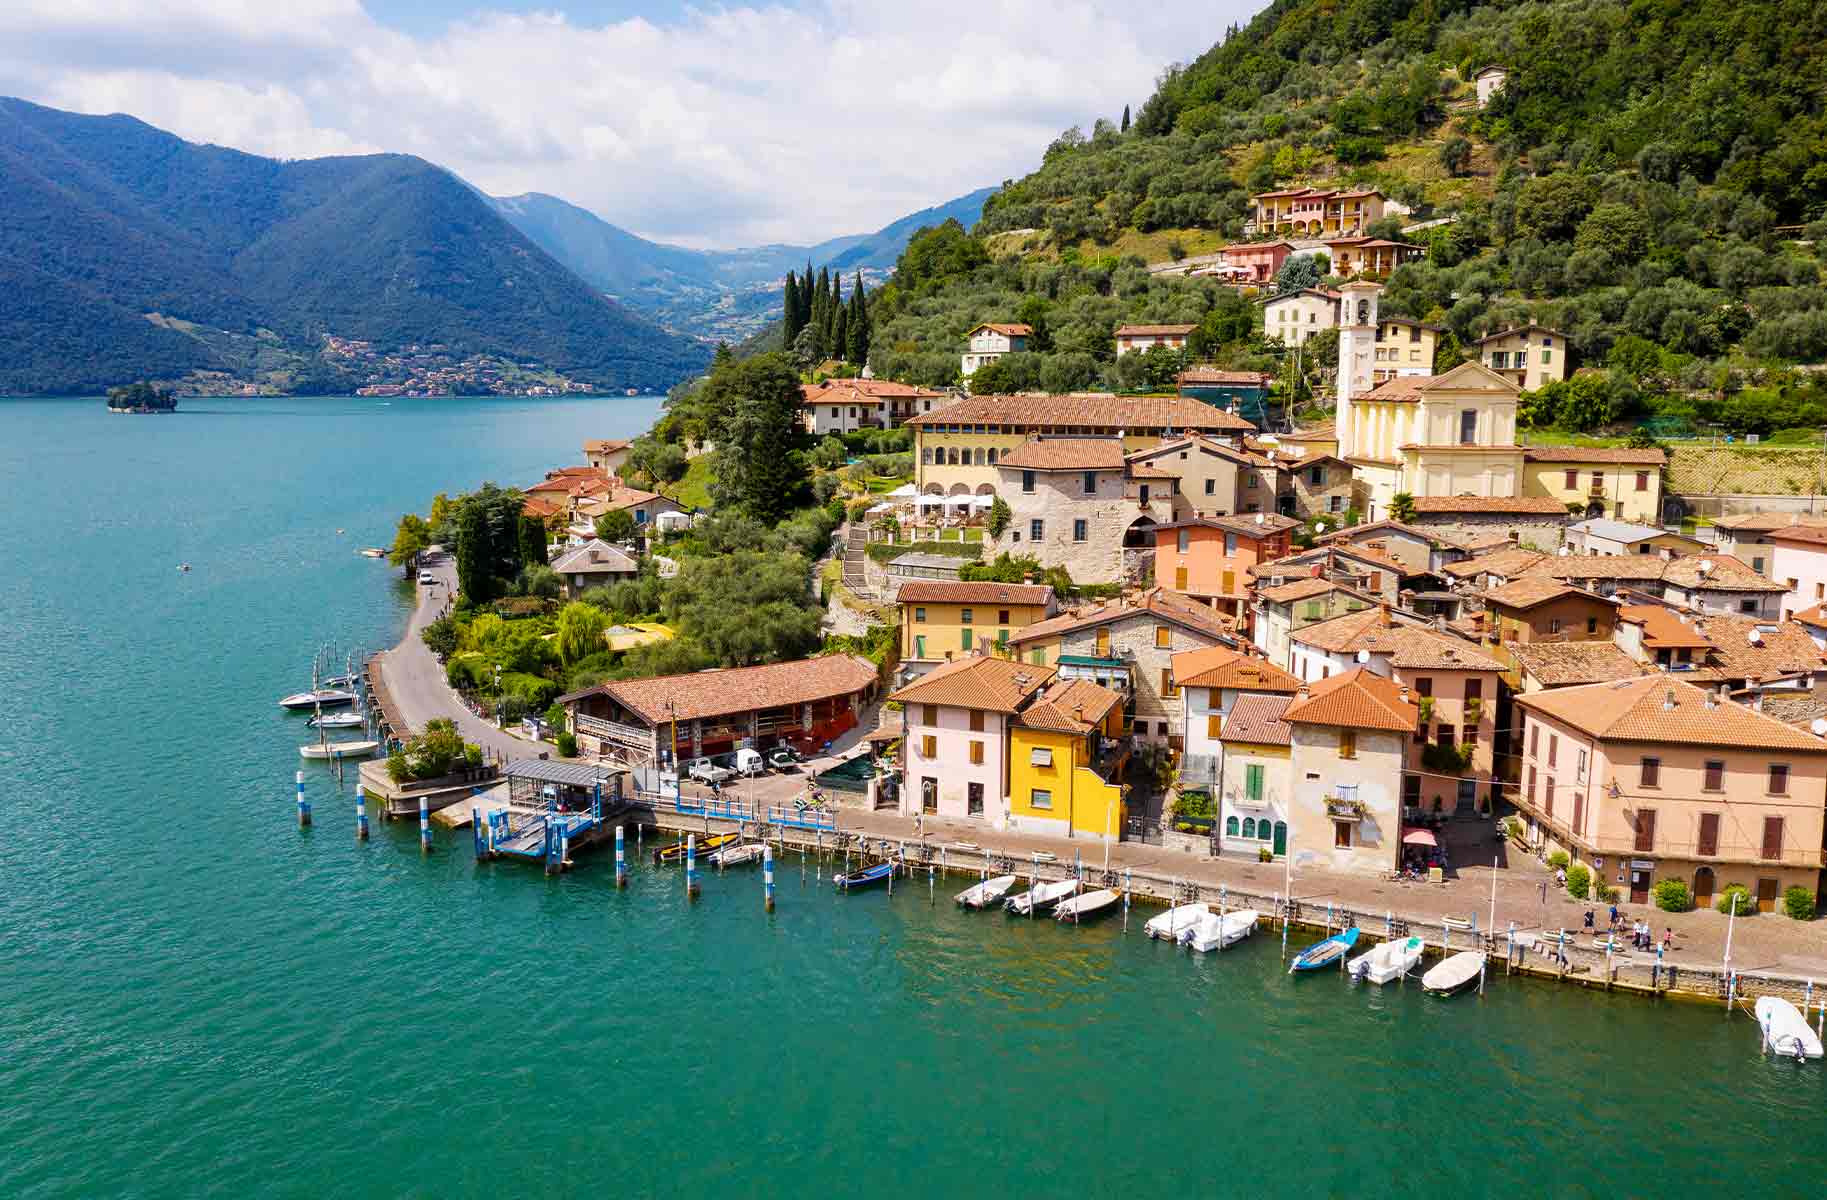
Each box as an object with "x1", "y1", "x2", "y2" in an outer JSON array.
[
  {"x1": 847, "y1": 277, "x2": 869, "y2": 364},
  {"x1": 832, "y1": 304, "x2": 848, "y2": 366},
  {"x1": 1121, "y1": 104, "x2": 1131, "y2": 133},
  {"x1": 783, "y1": 273, "x2": 802, "y2": 345},
  {"x1": 800, "y1": 261, "x2": 814, "y2": 329},
  {"x1": 829, "y1": 274, "x2": 844, "y2": 350}
]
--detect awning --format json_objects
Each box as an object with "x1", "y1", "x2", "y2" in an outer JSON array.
[
  {"x1": 866, "y1": 503, "x2": 894, "y2": 515},
  {"x1": 1402, "y1": 828, "x2": 1438, "y2": 847},
  {"x1": 888, "y1": 484, "x2": 919, "y2": 498}
]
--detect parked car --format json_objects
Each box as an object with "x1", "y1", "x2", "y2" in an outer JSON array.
[
  {"x1": 766, "y1": 746, "x2": 801, "y2": 771},
  {"x1": 686, "y1": 757, "x2": 734, "y2": 786},
  {"x1": 417, "y1": 570, "x2": 436, "y2": 584},
  {"x1": 732, "y1": 748, "x2": 765, "y2": 777}
]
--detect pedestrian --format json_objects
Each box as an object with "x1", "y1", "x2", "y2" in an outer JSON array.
[
  {"x1": 1539, "y1": 880, "x2": 1548, "y2": 905},
  {"x1": 1608, "y1": 902, "x2": 1619, "y2": 930},
  {"x1": 1663, "y1": 927, "x2": 1674, "y2": 950},
  {"x1": 1583, "y1": 908, "x2": 1595, "y2": 930}
]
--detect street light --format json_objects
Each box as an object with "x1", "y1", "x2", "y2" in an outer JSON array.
[{"x1": 492, "y1": 664, "x2": 502, "y2": 729}]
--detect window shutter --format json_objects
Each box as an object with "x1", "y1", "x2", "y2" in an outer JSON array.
[{"x1": 1762, "y1": 816, "x2": 1784, "y2": 861}]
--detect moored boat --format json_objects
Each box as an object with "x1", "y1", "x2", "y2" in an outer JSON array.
[
  {"x1": 955, "y1": 874, "x2": 1017, "y2": 908},
  {"x1": 1756, "y1": 996, "x2": 1823, "y2": 1060},
  {"x1": 709, "y1": 842, "x2": 765, "y2": 868},
  {"x1": 1421, "y1": 950, "x2": 1485, "y2": 996},
  {"x1": 1289, "y1": 926, "x2": 1360, "y2": 973},
  {"x1": 834, "y1": 860, "x2": 897, "y2": 890},
  {"x1": 1183, "y1": 909, "x2": 1259, "y2": 953},
  {"x1": 299, "y1": 739, "x2": 380, "y2": 760},
  {"x1": 1005, "y1": 878, "x2": 1080, "y2": 916},
  {"x1": 1144, "y1": 902, "x2": 1208, "y2": 941},
  {"x1": 307, "y1": 710, "x2": 366, "y2": 729},
  {"x1": 652, "y1": 832, "x2": 738, "y2": 864},
  {"x1": 279, "y1": 688, "x2": 355, "y2": 710},
  {"x1": 1348, "y1": 936, "x2": 1426, "y2": 984},
  {"x1": 1055, "y1": 888, "x2": 1121, "y2": 922}
]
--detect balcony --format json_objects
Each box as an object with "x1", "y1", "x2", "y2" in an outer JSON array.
[
  {"x1": 574, "y1": 713, "x2": 655, "y2": 752},
  {"x1": 1325, "y1": 797, "x2": 1366, "y2": 821}
]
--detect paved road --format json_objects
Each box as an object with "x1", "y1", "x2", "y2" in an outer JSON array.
[{"x1": 372, "y1": 553, "x2": 538, "y2": 762}]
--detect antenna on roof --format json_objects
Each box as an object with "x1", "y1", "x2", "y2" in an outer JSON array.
[{"x1": 1355, "y1": 649, "x2": 1370, "y2": 664}]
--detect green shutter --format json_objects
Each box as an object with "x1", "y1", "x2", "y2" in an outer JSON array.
[
  {"x1": 1246, "y1": 763, "x2": 1263, "y2": 803},
  {"x1": 961, "y1": 629, "x2": 972, "y2": 650},
  {"x1": 914, "y1": 635, "x2": 926, "y2": 658}
]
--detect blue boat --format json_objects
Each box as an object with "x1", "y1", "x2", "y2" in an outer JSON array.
[
  {"x1": 834, "y1": 860, "x2": 896, "y2": 890},
  {"x1": 1289, "y1": 926, "x2": 1360, "y2": 973}
]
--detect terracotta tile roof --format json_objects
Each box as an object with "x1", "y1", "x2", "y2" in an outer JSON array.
[
  {"x1": 1316, "y1": 519, "x2": 1437, "y2": 546},
  {"x1": 905, "y1": 393, "x2": 1254, "y2": 432},
  {"x1": 1008, "y1": 587, "x2": 1233, "y2": 646},
  {"x1": 1523, "y1": 446, "x2": 1667, "y2": 465},
  {"x1": 522, "y1": 496, "x2": 563, "y2": 520},
  {"x1": 550, "y1": 539, "x2": 639, "y2": 575},
  {"x1": 1294, "y1": 609, "x2": 1506, "y2": 671},
  {"x1": 562, "y1": 654, "x2": 877, "y2": 724},
  {"x1": 1712, "y1": 513, "x2": 1827, "y2": 533},
  {"x1": 997, "y1": 437, "x2": 1127, "y2": 470},
  {"x1": 592, "y1": 480, "x2": 666, "y2": 512},
  {"x1": 1451, "y1": 530, "x2": 1519, "y2": 553},
  {"x1": 1288, "y1": 607, "x2": 1389, "y2": 652},
  {"x1": 1762, "y1": 524, "x2": 1827, "y2": 547},
  {"x1": 1473, "y1": 324, "x2": 1568, "y2": 346},
  {"x1": 1178, "y1": 368, "x2": 1273, "y2": 386},
  {"x1": 1658, "y1": 551, "x2": 1783, "y2": 588},
  {"x1": 1116, "y1": 323, "x2": 1197, "y2": 337},
  {"x1": 1756, "y1": 692, "x2": 1827, "y2": 730},
  {"x1": 1171, "y1": 645, "x2": 1301, "y2": 691},
  {"x1": 1441, "y1": 548, "x2": 1547, "y2": 580},
  {"x1": 1481, "y1": 578, "x2": 1596, "y2": 610},
  {"x1": 1687, "y1": 613, "x2": 1825, "y2": 683},
  {"x1": 1016, "y1": 678, "x2": 1123, "y2": 733},
  {"x1": 1128, "y1": 433, "x2": 1258, "y2": 470},
  {"x1": 547, "y1": 465, "x2": 606, "y2": 478},
  {"x1": 1791, "y1": 603, "x2": 1827, "y2": 626},
  {"x1": 1509, "y1": 641, "x2": 1650, "y2": 687},
  {"x1": 1157, "y1": 513, "x2": 1301, "y2": 538},
  {"x1": 527, "y1": 474, "x2": 610, "y2": 498},
  {"x1": 1411, "y1": 495, "x2": 1569, "y2": 515},
  {"x1": 1524, "y1": 554, "x2": 1669, "y2": 582},
  {"x1": 888, "y1": 655, "x2": 1054, "y2": 712},
  {"x1": 1617, "y1": 604, "x2": 1714, "y2": 649},
  {"x1": 969, "y1": 323, "x2": 1033, "y2": 337},
  {"x1": 1279, "y1": 422, "x2": 1335, "y2": 442},
  {"x1": 1517, "y1": 676, "x2": 1827, "y2": 752},
  {"x1": 1258, "y1": 577, "x2": 1345, "y2": 604},
  {"x1": 1283, "y1": 667, "x2": 1418, "y2": 733},
  {"x1": 583, "y1": 438, "x2": 631, "y2": 454},
  {"x1": 895, "y1": 580, "x2": 1053, "y2": 606},
  {"x1": 802, "y1": 379, "x2": 946, "y2": 407},
  {"x1": 1217, "y1": 693, "x2": 1293, "y2": 746}
]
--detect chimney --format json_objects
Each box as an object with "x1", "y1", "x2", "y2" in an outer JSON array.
[
  {"x1": 1297, "y1": 684, "x2": 1312, "y2": 703},
  {"x1": 1399, "y1": 684, "x2": 1411, "y2": 704},
  {"x1": 1663, "y1": 688, "x2": 1676, "y2": 711},
  {"x1": 1753, "y1": 693, "x2": 1764, "y2": 713},
  {"x1": 1378, "y1": 602, "x2": 1393, "y2": 628},
  {"x1": 1704, "y1": 688, "x2": 1718, "y2": 711}
]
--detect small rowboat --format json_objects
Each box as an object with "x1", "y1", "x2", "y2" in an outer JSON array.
[
  {"x1": 709, "y1": 842, "x2": 765, "y2": 868},
  {"x1": 299, "y1": 740, "x2": 379, "y2": 760},
  {"x1": 834, "y1": 860, "x2": 897, "y2": 890},
  {"x1": 955, "y1": 874, "x2": 1017, "y2": 908},
  {"x1": 1182, "y1": 909, "x2": 1259, "y2": 952},
  {"x1": 1289, "y1": 927, "x2": 1360, "y2": 973},
  {"x1": 652, "y1": 833, "x2": 738, "y2": 864},
  {"x1": 1005, "y1": 878, "x2": 1080, "y2": 916},
  {"x1": 1756, "y1": 996, "x2": 1823, "y2": 1060},
  {"x1": 1055, "y1": 888, "x2": 1120, "y2": 922},
  {"x1": 1348, "y1": 936, "x2": 1426, "y2": 984},
  {"x1": 308, "y1": 710, "x2": 366, "y2": 729},
  {"x1": 1144, "y1": 903, "x2": 1208, "y2": 941},
  {"x1": 1421, "y1": 950, "x2": 1485, "y2": 996}
]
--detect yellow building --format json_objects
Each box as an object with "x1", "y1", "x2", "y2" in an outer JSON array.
[
  {"x1": 906, "y1": 393, "x2": 1255, "y2": 498},
  {"x1": 898, "y1": 580, "x2": 1056, "y2": 669},
  {"x1": 1474, "y1": 325, "x2": 1569, "y2": 392},
  {"x1": 1006, "y1": 678, "x2": 1130, "y2": 841},
  {"x1": 1521, "y1": 447, "x2": 1666, "y2": 523}
]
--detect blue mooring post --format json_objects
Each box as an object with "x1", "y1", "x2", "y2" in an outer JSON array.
[
  {"x1": 357, "y1": 791, "x2": 369, "y2": 841},
  {"x1": 686, "y1": 834, "x2": 699, "y2": 899},
  {"x1": 616, "y1": 824, "x2": 627, "y2": 888},
  {"x1": 419, "y1": 795, "x2": 430, "y2": 854},
  {"x1": 295, "y1": 771, "x2": 310, "y2": 828},
  {"x1": 592, "y1": 780, "x2": 602, "y2": 824},
  {"x1": 764, "y1": 843, "x2": 776, "y2": 912},
  {"x1": 471, "y1": 806, "x2": 482, "y2": 858},
  {"x1": 1654, "y1": 942, "x2": 1664, "y2": 990}
]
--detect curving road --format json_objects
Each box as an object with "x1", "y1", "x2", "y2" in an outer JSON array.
[{"x1": 372, "y1": 552, "x2": 535, "y2": 761}]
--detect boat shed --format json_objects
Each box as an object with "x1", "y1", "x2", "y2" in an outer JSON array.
[{"x1": 505, "y1": 758, "x2": 627, "y2": 810}]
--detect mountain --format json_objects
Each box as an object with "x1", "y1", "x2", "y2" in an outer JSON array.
[
  {"x1": 486, "y1": 186, "x2": 996, "y2": 341},
  {"x1": 0, "y1": 98, "x2": 709, "y2": 395}
]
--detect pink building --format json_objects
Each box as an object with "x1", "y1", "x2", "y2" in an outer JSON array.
[
  {"x1": 1217, "y1": 241, "x2": 1296, "y2": 284},
  {"x1": 1766, "y1": 524, "x2": 1827, "y2": 619},
  {"x1": 888, "y1": 655, "x2": 1052, "y2": 824}
]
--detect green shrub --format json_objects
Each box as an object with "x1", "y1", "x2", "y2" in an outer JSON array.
[
  {"x1": 386, "y1": 750, "x2": 410, "y2": 784},
  {"x1": 1565, "y1": 863, "x2": 1591, "y2": 899},
  {"x1": 556, "y1": 732, "x2": 578, "y2": 758},
  {"x1": 1546, "y1": 850, "x2": 1570, "y2": 870},
  {"x1": 1258, "y1": 847, "x2": 1273, "y2": 863},
  {"x1": 1175, "y1": 789, "x2": 1215, "y2": 819},
  {"x1": 543, "y1": 701, "x2": 568, "y2": 735},
  {"x1": 1716, "y1": 884, "x2": 1756, "y2": 915},
  {"x1": 1783, "y1": 886, "x2": 1816, "y2": 921},
  {"x1": 1652, "y1": 879, "x2": 1693, "y2": 912},
  {"x1": 1595, "y1": 881, "x2": 1618, "y2": 903},
  {"x1": 464, "y1": 744, "x2": 483, "y2": 768}
]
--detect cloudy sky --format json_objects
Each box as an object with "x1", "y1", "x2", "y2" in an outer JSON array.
[{"x1": 0, "y1": 1, "x2": 1257, "y2": 248}]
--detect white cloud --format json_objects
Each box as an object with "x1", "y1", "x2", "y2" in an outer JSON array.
[{"x1": 0, "y1": 1, "x2": 1258, "y2": 247}]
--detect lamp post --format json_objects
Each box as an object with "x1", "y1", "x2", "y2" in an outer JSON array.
[{"x1": 492, "y1": 663, "x2": 503, "y2": 729}]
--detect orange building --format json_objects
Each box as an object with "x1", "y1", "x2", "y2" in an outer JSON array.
[{"x1": 1155, "y1": 513, "x2": 1299, "y2": 627}]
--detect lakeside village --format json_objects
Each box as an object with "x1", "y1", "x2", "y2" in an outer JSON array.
[{"x1": 322, "y1": 208, "x2": 1827, "y2": 1043}]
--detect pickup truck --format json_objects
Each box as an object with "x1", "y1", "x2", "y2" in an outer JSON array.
[{"x1": 686, "y1": 757, "x2": 734, "y2": 786}]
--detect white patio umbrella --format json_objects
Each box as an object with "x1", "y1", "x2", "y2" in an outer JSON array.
[{"x1": 888, "y1": 484, "x2": 919, "y2": 498}]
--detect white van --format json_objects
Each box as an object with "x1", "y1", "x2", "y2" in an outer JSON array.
[{"x1": 732, "y1": 748, "x2": 765, "y2": 777}]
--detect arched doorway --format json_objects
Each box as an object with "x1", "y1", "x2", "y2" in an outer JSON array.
[
  {"x1": 1692, "y1": 866, "x2": 1716, "y2": 909},
  {"x1": 1585, "y1": 499, "x2": 1605, "y2": 519},
  {"x1": 1122, "y1": 515, "x2": 1157, "y2": 549}
]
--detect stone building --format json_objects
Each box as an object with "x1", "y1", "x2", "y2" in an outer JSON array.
[{"x1": 980, "y1": 436, "x2": 1175, "y2": 583}]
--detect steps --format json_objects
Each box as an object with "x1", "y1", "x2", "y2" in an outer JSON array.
[{"x1": 841, "y1": 523, "x2": 873, "y2": 601}]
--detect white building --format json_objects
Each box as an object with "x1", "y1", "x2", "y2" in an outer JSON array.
[
  {"x1": 1262, "y1": 289, "x2": 1340, "y2": 347},
  {"x1": 1282, "y1": 668, "x2": 1418, "y2": 876},
  {"x1": 961, "y1": 323, "x2": 1032, "y2": 380}
]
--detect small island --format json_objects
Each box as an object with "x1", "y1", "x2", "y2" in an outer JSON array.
[{"x1": 106, "y1": 382, "x2": 178, "y2": 413}]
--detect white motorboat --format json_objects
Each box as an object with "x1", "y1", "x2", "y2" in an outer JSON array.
[
  {"x1": 1348, "y1": 935, "x2": 1426, "y2": 984},
  {"x1": 1420, "y1": 950, "x2": 1485, "y2": 996},
  {"x1": 279, "y1": 688, "x2": 355, "y2": 710},
  {"x1": 1756, "y1": 996, "x2": 1823, "y2": 1060},
  {"x1": 1144, "y1": 903, "x2": 1208, "y2": 941},
  {"x1": 321, "y1": 673, "x2": 357, "y2": 688},
  {"x1": 1005, "y1": 878, "x2": 1080, "y2": 916},
  {"x1": 709, "y1": 842, "x2": 766, "y2": 868},
  {"x1": 299, "y1": 739, "x2": 380, "y2": 760},
  {"x1": 955, "y1": 874, "x2": 1017, "y2": 908},
  {"x1": 308, "y1": 710, "x2": 366, "y2": 729},
  {"x1": 360, "y1": 548, "x2": 387, "y2": 558},
  {"x1": 1182, "y1": 908, "x2": 1259, "y2": 953},
  {"x1": 1055, "y1": 888, "x2": 1121, "y2": 922}
]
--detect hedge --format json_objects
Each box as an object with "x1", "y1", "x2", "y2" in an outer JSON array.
[
  {"x1": 1783, "y1": 885, "x2": 1816, "y2": 921},
  {"x1": 1651, "y1": 879, "x2": 1693, "y2": 912},
  {"x1": 865, "y1": 541, "x2": 985, "y2": 563},
  {"x1": 1716, "y1": 884, "x2": 1756, "y2": 915},
  {"x1": 1565, "y1": 863, "x2": 1591, "y2": 900}
]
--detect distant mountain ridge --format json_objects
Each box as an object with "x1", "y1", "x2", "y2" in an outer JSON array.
[
  {"x1": 485, "y1": 186, "x2": 996, "y2": 340},
  {"x1": 0, "y1": 98, "x2": 708, "y2": 395}
]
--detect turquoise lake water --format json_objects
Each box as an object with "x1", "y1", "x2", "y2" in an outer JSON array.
[{"x1": 2, "y1": 394, "x2": 1824, "y2": 1197}]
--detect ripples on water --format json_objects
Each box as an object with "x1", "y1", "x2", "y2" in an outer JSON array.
[{"x1": 0, "y1": 396, "x2": 1823, "y2": 1198}]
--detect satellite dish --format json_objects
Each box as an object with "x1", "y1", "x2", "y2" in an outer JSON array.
[
  {"x1": 1558, "y1": 546, "x2": 1570, "y2": 556},
  {"x1": 1749, "y1": 629, "x2": 1763, "y2": 645},
  {"x1": 1814, "y1": 718, "x2": 1827, "y2": 737},
  {"x1": 1356, "y1": 649, "x2": 1371, "y2": 664}
]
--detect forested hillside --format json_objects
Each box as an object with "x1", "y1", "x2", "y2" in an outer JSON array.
[
  {"x1": 855, "y1": 0, "x2": 1827, "y2": 434},
  {"x1": 0, "y1": 98, "x2": 707, "y2": 394}
]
